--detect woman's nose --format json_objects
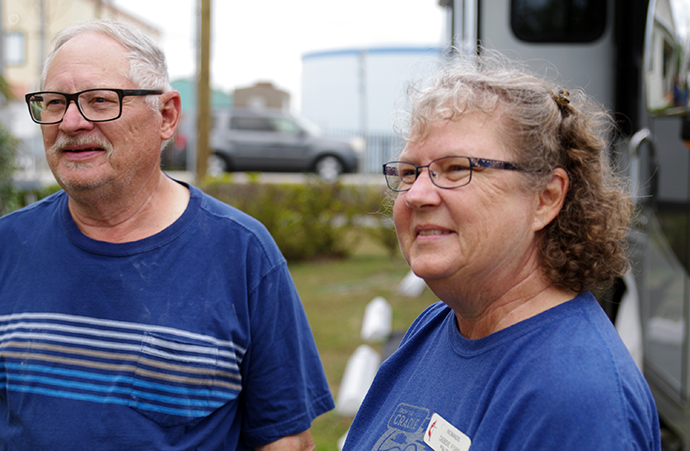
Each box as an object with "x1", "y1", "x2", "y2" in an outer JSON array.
[{"x1": 404, "y1": 167, "x2": 442, "y2": 207}]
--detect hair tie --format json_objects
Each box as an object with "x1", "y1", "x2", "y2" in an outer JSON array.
[{"x1": 556, "y1": 89, "x2": 570, "y2": 109}]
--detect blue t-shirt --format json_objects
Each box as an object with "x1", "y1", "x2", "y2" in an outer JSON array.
[
  {"x1": 344, "y1": 294, "x2": 660, "y2": 451},
  {"x1": 0, "y1": 184, "x2": 334, "y2": 450}
]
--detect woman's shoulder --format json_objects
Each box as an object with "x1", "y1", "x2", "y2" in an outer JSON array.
[
  {"x1": 508, "y1": 294, "x2": 655, "y2": 410},
  {"x1": 404, "y1": 301, "x2": 450, "y2": 337}
]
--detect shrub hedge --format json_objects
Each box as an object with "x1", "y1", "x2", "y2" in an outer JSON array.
[
  {"x1": 200, "y1": 177, "x2": 398, "y2": 261},
  {"x1": 3, "y1": 176, "x2": 400, "y2": 262},
  {"x1": 0, "y1": 127, "x2": 18, "y2": 215}
]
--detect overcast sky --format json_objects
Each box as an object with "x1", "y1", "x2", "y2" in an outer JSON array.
[{"x1": 113, "y1": 0, "x2": 448, "y2": 109}]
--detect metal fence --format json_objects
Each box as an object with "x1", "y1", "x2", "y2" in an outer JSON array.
[{"x1": 325, "y1": 130, "x2": 405, "y2": 174}]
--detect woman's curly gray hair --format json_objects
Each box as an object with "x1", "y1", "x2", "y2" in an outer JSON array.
[{"x1": 397, "y1": 50, "x2": 632, "y2": 292}]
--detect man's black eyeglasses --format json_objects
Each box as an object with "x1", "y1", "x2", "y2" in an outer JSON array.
[
  {"x1": 383, "y1": 156, "x2": 525, "y2": 192},
  {"x1": 25, "y1": 88, "x2": 163, "y2": 125}
]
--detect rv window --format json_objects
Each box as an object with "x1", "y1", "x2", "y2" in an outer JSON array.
[{"x1": 511, "y1": 0, "x2": 606, "y2": 43}]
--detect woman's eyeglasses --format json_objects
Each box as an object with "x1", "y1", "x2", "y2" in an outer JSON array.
[{"x1": 383, "y1": 156, "x2": 524, "y2": 192}]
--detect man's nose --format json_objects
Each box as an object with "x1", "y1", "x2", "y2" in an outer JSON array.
[{"x1": 59, "y1": 100, "x2": 92, "y2": 130}]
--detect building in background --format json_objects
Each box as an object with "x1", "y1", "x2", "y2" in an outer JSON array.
[
  {"x1": 300, "y1": 46, "x2": 442, "y2": 171},
  {"x1": 234, "y1": 82, "x2": 290, "y2": 111},
  {"x1": 4, "y1": 0, "x2": 159, "y2": 97}
]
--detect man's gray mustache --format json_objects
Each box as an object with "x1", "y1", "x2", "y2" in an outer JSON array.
[{"x1": 48, "y1": 135, "x2": 114, "y2": 158}]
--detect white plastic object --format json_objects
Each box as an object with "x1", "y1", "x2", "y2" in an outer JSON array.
[
  {"x1": 397, "y1": 270, "x2": 427, "y2": 297},
  {"x1": 336, "y1": 345, "x2": 381, "y2": 416},
  {"x1": 361, "y1": 296, "x2": 392, "y2": 342}
]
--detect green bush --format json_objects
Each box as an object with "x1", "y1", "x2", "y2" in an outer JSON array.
[
  {"x1": 1, "y1": 183, "x2": 62, "y2": 216},
  {"x1": 0, "y1": 76, "x2": 18, "y2": 215},
  {"x1": 201, "y1": 178, "x2": 398, "y2": 261},
  {"x1": 0, "y1": 126, "x2": 18, "y2": 215}
]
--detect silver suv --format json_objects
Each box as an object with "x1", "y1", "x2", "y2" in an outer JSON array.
[{"x1": 209, "y1": 109, "x2": 363, "y2": 181}]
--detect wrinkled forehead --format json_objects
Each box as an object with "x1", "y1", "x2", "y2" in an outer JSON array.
[
  {"x1": 398, "y1": 109, "x2": 517, "y2": 164},
  {"x1": 43, "y1": 32, "x2": 130, "y2": 90},
  {"x1": 408, "y1": 106, "x2": 512, "y2": 146}
]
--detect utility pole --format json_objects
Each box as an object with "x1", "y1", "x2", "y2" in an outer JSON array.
[
  {"x1": 0, "y1": 0, "x2": 4, "y2": 84},
  {"x1": 358, "y1": 50, "x2": 367, "y2": 175},
  {"x1": 437, "y1": 0, "x2": 455, "y2": 49},
  {"x1": 39, "y1": 0, "x2": 46, "y2": 74},
  {"x1": 195, "y1": 0, "x2": 211, "y2": 180}
]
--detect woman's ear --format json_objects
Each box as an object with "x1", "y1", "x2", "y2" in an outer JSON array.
[{"x1": 533, "y1": 167, "x2": 569, "y2": 232}]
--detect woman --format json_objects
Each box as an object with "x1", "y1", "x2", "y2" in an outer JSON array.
[{"x1": 343, "y1": 53, "x2": 660, "y2": 450}]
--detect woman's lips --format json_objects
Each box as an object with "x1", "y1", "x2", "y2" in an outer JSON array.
[
  {"x1": 415, "y1": 225, "x2": 455, "y2": 239},
  {"x1": 418, "y1": 229, "x2": 453, "y2": 236}
]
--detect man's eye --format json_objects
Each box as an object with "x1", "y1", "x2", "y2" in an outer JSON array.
[{"x1": 91, "y1": 96, "x2": 116, "y2": 104}]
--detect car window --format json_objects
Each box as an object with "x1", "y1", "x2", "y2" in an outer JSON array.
[
  {"x1": 230, "y1": 116, "x2": 273, "y2": 131},
  {"x1": 271, "y1": 118, "x2": 303, "y2": 135}
]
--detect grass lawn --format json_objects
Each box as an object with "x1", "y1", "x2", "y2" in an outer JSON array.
[{"x1": 288, "y1": 235, "x2": 440, "y2": 450}]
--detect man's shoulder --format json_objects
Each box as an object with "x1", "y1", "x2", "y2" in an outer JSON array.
[
  {"x1": 0, "y1": 190, "x2": 64, "y2": 228},
  {"x1": 190, "y1": 185, "x2": 283, "y2": 260},
  {"x1": 193, "y1": 187, "x2": 268, "y2": 233}
]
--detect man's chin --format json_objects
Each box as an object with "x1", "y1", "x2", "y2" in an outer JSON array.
[
  {"x1": 63, "y1": 160, "x2": 96, "y2": 170},
  {"x1": 51, "y1": 165, "x2": 111, "y2": 192}
]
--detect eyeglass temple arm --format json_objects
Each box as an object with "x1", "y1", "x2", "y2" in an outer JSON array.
[{"x1": 471, "y1": 158, "x2": 522, "y2": 171}]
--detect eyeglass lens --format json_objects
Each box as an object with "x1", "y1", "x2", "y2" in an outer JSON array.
[
  {"x1": 384, "y1": 157, "x2": 472, "y2": 191},
  {"x1": 28, "y1": 90, "x2": 122, "y2": 123}
]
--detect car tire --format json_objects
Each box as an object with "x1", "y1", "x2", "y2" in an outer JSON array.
[
  {"x1": 315, "y1": 155, "x2": 343, "y2": 183},
  {"x1": 208, "y1": 154, "x2": 230, "y2": 177}
]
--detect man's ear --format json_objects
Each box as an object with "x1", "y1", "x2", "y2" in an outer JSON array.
[
  {"x1": 159, "y1": 90, "x2": 182, "y2": 141},
  {"x1": 533, "y1": 167, "x2": 569, "y2": 232}
]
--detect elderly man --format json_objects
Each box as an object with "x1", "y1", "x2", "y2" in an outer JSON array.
[{"x1": 0, "y1": 20, "x2": 334, "y2": 450}]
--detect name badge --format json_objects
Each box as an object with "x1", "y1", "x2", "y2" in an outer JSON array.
[{"x1": 423, "y1": 413, "x2": 471, "y2": 451}]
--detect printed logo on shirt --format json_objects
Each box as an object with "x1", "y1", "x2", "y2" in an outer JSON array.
[{"x1": 370, "y1": 403, "x2": 433, "y2": 450}]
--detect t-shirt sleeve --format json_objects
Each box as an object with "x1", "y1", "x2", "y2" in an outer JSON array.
[{"x1": 239, "y1": 262, "x2": 334, "y2": 447}]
